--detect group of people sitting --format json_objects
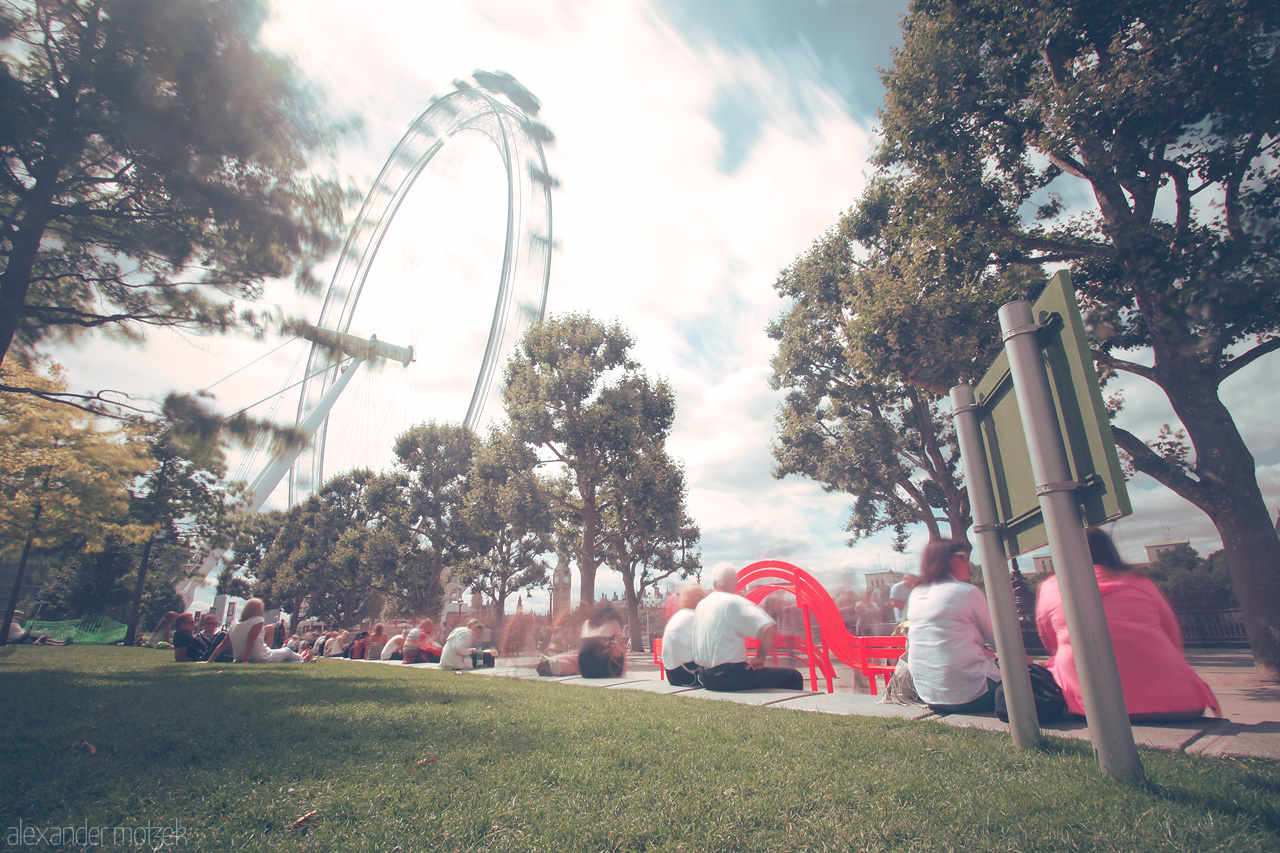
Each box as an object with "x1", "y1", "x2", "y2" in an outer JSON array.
[
  {"x1": 902, "y1": 530, "x2": 1219, "y2": 722},
  {"x1": 357, "y1": 618, "x2": 495, "y2": 669},
  {"x1": 167, "y1": 602, "x2": 496, "y2": 670},
  {"x1": 160, "y1": 527, "x2": 1214, "y2": 726},
  {"x1": 656, "y1": 563, "x2": 805, "y2": 692},
  {"x1": 169, "y1": 599, "x2": 312, "y2": 663}
]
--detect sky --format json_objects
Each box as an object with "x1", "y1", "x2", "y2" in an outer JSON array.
[{"x1": 49, "y1": 0, "x2": 1280, "y2": 613}]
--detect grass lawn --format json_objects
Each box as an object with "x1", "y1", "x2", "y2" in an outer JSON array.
[{"x1": 2, "y1": 646, "x2": 1278, "y2": 852}]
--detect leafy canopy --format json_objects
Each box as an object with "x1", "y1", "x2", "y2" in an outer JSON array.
[{"x1": 0, "y1": 0, "x2": 351, "y2": 403}]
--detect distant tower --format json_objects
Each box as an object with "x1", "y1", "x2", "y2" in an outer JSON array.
[{"x1": 550, "y1": 555, "x2": 572, "y2": 621}]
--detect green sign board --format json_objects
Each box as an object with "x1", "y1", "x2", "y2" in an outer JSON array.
[{"x1": 973, "y1": 271, "x2": 1131, "y2": 556}]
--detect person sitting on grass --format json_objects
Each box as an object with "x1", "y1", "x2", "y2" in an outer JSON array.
[
  {"x1": 906, "y1": 539, "x2": 1001, "y2": 715},
  {"x1": 196, "y1": 614, "x2": 234, "y2": 662},
  {"x1": 348, "y1": 630, "x2": 369, "y2": 659},
  {"x1": 402, "y1": 619, "x2": 443, "y2": 664},
  {"x1": 662, "y1": 583, "x2": 707, "y2": 686},
  {"x1": 325, "y1": 630, "x2": 349, "y2": 658},
  {"x1": 536, "y1": 600, "x2": 626, "y2": 678},
  {"x1": 381, "y1": 630, "x2": 406, "y2": 661},
  {"x1": 692, "y1": 563, "x2": 804, "y2": 692},
  {"x1": 144, "y1": 611, "x2": 179, "y2": 647},
  {"x1": 205, "y1": 599, "x2": 312, "y2": 663},
  {"x1": 440, "y1": 619, "x2": 495, "y2": 670},
  {"x1": 6, "y1": 612, "x2": 70, "y2": 645},
  {"x1": 366, "y1": 622, "x2": 389, "y2": 660},
  {"x1": 172, "y1": 613, "x2": 207, "y2": 662},
  {"x1": 1036, "y1": 528, "x2": 1220, "y2": 722}
]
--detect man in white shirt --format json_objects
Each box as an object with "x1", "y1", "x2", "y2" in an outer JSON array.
[
  {"x1": 889, "y1": 577, "x2": 914, "y2": 622},
  {"x1": 692, "y1": 564, "x2": 804, "y2": 692}
]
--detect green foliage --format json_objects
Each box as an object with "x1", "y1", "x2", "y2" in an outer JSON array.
[
  {"x1": 503, "y1": 314, "x2": 678, "y2": 604},
  {"x1": 814, "y1": 0, "x2": 1280, "y2": 677},
  {"x1": 2, "y1": 647, "x2": 1279, "y2": 852},
  {"x1": 0, "y1": 0, "x2": 352, "y2": 399},
  {"x1": 1147, "y1": 545, "x2": 1239, "y2": 611},
  {"x1": 247, "y1": 470, "x2": 395, "y2": 629},
  {"x1": 120, "y1": 393, "x2": 255, "y2": 643},
  {"x1": 769, "y1": 196, "x2": 1037, "y2": 547},
  {"x1": 455, "y1": 427, "x2": 553, "y2": 629},
  {"x1": 0, "y1": 361, "x2": 151, "y2": 639},
  {"x1": 600, "y1": 447, "x2": 700, "y2": 649},
  {"x1": 377, "y1": 421, "x2": 483, "y2": 618},
  {"x1": 0, "y1": 362, "x2": 150, "y2": 553},
  {"x1": 37, "y1": 536, "x2": 181, "y2": 627}
]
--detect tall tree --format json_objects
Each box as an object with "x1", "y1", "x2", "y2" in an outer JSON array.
[
  {"x1": 121, "y1": 393, "x2": 252, "y2": 644},
  {"x1": 224, "y1": 508, "x2": 310, "y2": 628},
  {"x1": 769, "y1": 202, "x2": 1029, "y2": 548},
  {"x1": 503, "y1": 314, "x2": 676, "y2": 605},
  {"x1": 0, "y1": 361, "x2": 149, "y2": 641},
  {"x1": 854, "y1": 0, "x2": 1280, "y2": 678},
  {"x1": 37, "y1": 533, "x2": 182, "y2": 627},
  {"x1": 1146, "y1": 545, "x2": 1239, "y2": 612},
  {"x1": 241, "y1": 471, "x2": 395, "y2": 629},
  {"x1": 456, "y1": 427, "x2": 553, "y2": 635},
  {"x1": 0, "y1": 0, "x2": 349, "y2": 403},
  {"x1": 601, "y1": 448, "x2": 700, "y2": 651},
  {"x1": 371, "y1": 422, "x2": 482, "y2": 620}
]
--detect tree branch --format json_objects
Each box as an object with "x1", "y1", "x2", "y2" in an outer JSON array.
[
  {"x1": 1222, "y1": 336, "x2": 1280, "y2": 381},
  {"x1": 1092, "y1": 349, "x2": 1157, "y2": 382},
  {"x1": 0, "y1": 383, "x2": 145, "y2": 417},
  {"x1": 1110, "y1": 426, "x2": 1211, "y2": 512}
]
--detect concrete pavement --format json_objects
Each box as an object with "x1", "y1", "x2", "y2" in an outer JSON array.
[{"x1": 439, "y1": 645, "x2": 1280, "y2": 761}]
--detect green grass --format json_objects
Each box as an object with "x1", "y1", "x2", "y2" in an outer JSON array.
[{"x1": 2, "y1": 647, "x2": 1278, "y2": 852}]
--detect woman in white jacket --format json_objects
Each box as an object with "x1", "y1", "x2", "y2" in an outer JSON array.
[{"x1": 906, "y1": 539, "x2": 1001, "y2": 714}]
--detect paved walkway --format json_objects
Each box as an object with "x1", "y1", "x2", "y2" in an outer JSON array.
[{"x1": 356, "y1": 646, "x2": 1280, "y2": 761}]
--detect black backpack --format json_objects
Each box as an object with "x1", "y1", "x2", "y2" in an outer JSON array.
[{"x1": 995, "y1": 662, "x2": 1068, "y2": 724}]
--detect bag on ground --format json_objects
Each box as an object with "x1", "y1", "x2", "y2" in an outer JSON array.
[{"x1": 995, "y1": 662, "x2": 1067, "y2": 723}]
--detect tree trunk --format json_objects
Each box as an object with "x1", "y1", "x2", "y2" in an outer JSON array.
[
  {"x1": 124, "y1": 535, "x2": 156, "y2": 646},
  {"x1": 1, "y1": 525, "x2": 39, "y2": 645},
  {"x1": 493, "y1": 591, "x2": 507, "y2": 637},
  {"x1": 577, "y1": 499, "x2": 601, "y2": 606},
  {"x1": 622, "y1": 570, "x2": 644, "y2": 652},
  {"x1": 1137, "y1": 360, "x2": 1280, "y2": 682}
]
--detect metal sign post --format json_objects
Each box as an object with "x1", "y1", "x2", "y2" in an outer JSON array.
[
  {"x1": 1000, "y1": 300, "x2": 1142, "y2": 783},
  {"x1": 952, "y1": 384, "x2": 1041, "y2": 749}
]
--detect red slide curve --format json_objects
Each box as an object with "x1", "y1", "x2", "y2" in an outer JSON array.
[{"x1": 737, "y1": 559, "x2": 902, "y2": 694}]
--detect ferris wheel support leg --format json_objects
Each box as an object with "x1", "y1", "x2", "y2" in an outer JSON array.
[{"x1": 176, "y1": 357, "x2": 368, "y2": 603}]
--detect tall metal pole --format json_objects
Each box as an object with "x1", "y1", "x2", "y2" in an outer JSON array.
[
  {"x1": 1000, "y1": 301, "x2": 1142, "y2": 783},
  {"x1": 176, "y1": 356, "x2": 368, "y2": 603},
  {"x1": 951, "y1": 384, "x2": 1041, "y2": 749}
]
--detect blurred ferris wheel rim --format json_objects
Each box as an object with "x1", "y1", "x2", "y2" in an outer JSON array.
[{"x1": 288, "y1": 74, "x2": 556, "y2": 506}]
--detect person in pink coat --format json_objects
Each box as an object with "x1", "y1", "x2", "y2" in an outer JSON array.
[{"x1": 1036, "y1": 529, "x2": 1220, "y2": 722}]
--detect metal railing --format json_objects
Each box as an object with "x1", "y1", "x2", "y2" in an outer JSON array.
[{"x1": 1177, "y1": 610, "x2": 1249, "y2": 645}]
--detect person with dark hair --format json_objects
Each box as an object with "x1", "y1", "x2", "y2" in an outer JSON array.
[
  {"x1": 348, "y1": 630, "x2": 370, "y2": 660},
  {"x1": 172, "y1": 613, "x2": 203, "y2": 662},
  {"x1": 536, "y1": 600, "x2": 626, "y2": 678},
  {"x1": 1036, "y1": 528, "x2": 1220, "y2": 721},
  {"x1": 906, "y1": 539, "x2": 1001, "y2": 715},
  {"x1": 692, "y1": 563, "x2": 804, "y2": 692},
  {"x1": 661, "y1": 583, "x2": 707, "y2": 685}
]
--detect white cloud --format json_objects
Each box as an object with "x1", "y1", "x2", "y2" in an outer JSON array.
[{"x1": 45, "y1": 1, "x2": 1280, "y2": 610}]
